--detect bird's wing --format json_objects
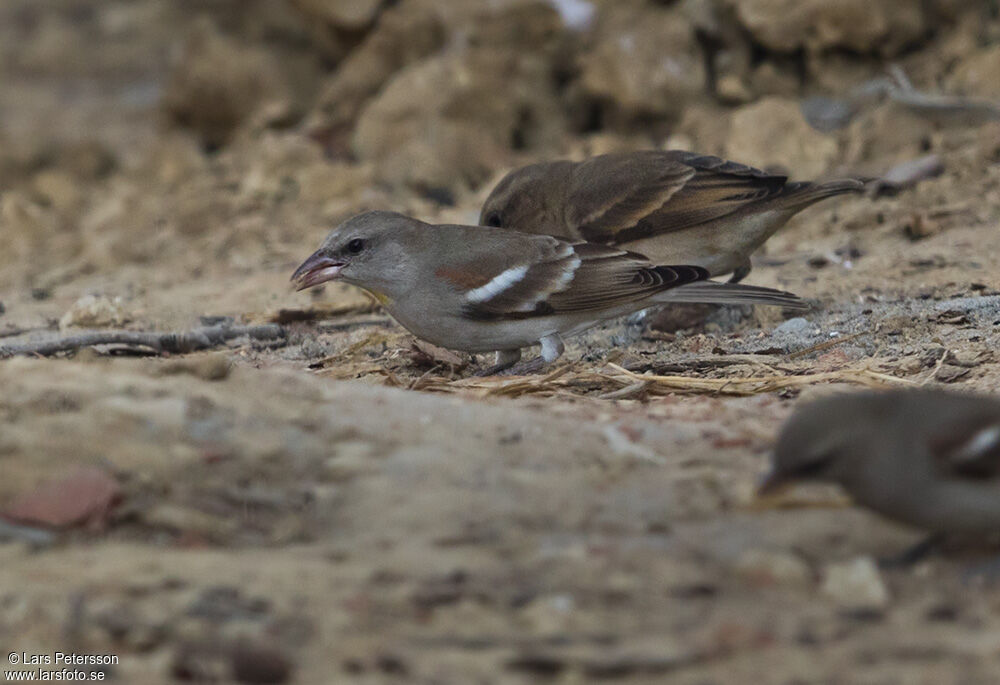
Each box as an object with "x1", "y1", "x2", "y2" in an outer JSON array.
[
  {"x1": 929, "y1": 410, "x2": 1000, "y2": 479},
  {"x1": 544, "y1": 243, "x2": 709, "y2": 313},
  {"x1": 451, "y1": 238, "x2": 708, "y2": 321},
  {"x1": 567, "y1": 151, "x2": 790, "y2": 244}
]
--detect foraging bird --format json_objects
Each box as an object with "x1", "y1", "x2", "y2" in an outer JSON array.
[
  {"x1": 292, "y1": 211, "x2": 806, "y2": 373},
  {"x1": 760, "y1": 389, "x2": 1000, "y2": 535},
  {"x1": 480, "y1": 150, "x2": 863, "y2": 282}
]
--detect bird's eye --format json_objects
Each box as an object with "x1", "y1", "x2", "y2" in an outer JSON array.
[
  {"x1": 347, "y1": 238, "x2": 365, "y2": 254},
  {"x1": 484, "y1": 212, "x2": 503, "y2": 228}
]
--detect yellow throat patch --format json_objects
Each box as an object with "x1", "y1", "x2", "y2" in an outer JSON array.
[{"x1": 365, "y1": 288, "x2": 392, "y2": 306}]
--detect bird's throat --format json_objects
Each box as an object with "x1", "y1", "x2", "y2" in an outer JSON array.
[{"x1": 364, "y1": 288, "x2": 392, "y2": 306}]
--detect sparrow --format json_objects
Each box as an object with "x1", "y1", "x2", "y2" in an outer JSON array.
[
  {"x1": 480, "y1": 150, "x2": 864, "y2": 282},
  {"x1": 291, "y1": 211, "x2": 807, "y2": 373},
  {"x1": 760, "y1": 389, "x2": 1000, "y2": 535}
]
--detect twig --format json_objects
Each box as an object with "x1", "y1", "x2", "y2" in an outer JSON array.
[
  {"x1": 603, "y1": 363, "x2": 914, "y2": 396},
  {"x1": 266, "y1": 300, "x2": 380, "y2": 324},
  {"x1": 377, "y1": 360, "x2": 916, "y2": 399},
  {"x1": 787, "y1": 331, "x2": 863, "y2": 360},
  {"x1": 869, "y1": 155, "x2": 946, "y2": 197},
  {"x1": 0, "y1": 327, "x2": 30, "y2": 339},
  {"x1": 802, "y1": 64, "x2": 1000, "y2": 132},
  {"x1": 409, "y1": 365, "x2": 441, "y2": 391},
  {"x1": 626, "y1": 355, "x2": 785, "y2": 373},
  {"x1": 314, "y1": 316, "x2": 394, "y2": 333},
  {"x1": 0, "y1": 324, "x2": 286, "y2": 359},
  {"x1": 597, "y1": 380, "x2": 651, "y2": 400}
]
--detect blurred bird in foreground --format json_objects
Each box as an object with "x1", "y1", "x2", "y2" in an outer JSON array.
[
  {"x1": 480, "y1": 150, "x2": 863, "y2": 283},
  {"x1": 292, "y1": 211, "x2": 806, "y2": 374},
  {"x1": 761, "y1": 389, "x2": 1000, "y2": 536}
]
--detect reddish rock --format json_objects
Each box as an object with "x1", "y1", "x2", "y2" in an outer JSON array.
[{"x1": 2, "y1": 466, "x2": 122, "y2": 529}]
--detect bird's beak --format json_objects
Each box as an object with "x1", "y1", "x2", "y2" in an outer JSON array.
[
  {"x1": 755, "y1": 469, "x2": 790, "y2": 497},
  {"x1": 291, "y1": 251, "x2": 344, "y2": 291}
]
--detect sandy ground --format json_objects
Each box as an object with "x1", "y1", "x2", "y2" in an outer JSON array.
[{"x1": 2, "y1": 1, "x2": 1000, "y2": 684}]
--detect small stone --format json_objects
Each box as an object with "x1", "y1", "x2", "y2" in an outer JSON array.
[
  {"x1": 716, "y1": 74, "x2": 754, "y2": 104},
  {"x1": 31, "y1": 170, "x2": 83, "y2": 212},
  {"x1": 902, "y1": 212, "x2": 940, "y2": 241},
  {"x1": 171, "y1": 642, "x2": 227, "y2": 682},
  {"x1": 821, "y1": 557, "x2": 889, "y2": 610},
  {"x1": 775, "y1": 317, "x2": 811, "y2": 335},
  {"x1": 734, "y1": 548, "x2": 811, "y2": 586},
  {"x1": 158, "y1": 353, "x2": 232, "y2": 381},
  {"x1": 142, "y1": 504, "x2": 237, "y2": 540},
  {"x1": 2, "y1": 466, "x2": 121, "y2": 529},
  {"x1": 323, "y1": 442, "x2": 376, "y2": 482},
  {"x1": 59, "y1": 294, "x2": 129, "y2": 330}
]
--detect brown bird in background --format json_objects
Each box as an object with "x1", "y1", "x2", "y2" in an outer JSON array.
[
  {"x1": 480, "y1": 150, "x2": 863, "y2": 283},
  {"x1": 760, "y1": 389, "x2": 1000, "y2": 536},
  {"x1": 292, "y1": 211, "x2": 806, "y2": 374}
]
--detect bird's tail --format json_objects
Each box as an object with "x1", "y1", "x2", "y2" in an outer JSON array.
[
  {"x1": 776, "y1": 179, "x2": 865, "y2": 211},
  {"x1": 656, "y1": 281, "x2": 809, "y2": 309}
]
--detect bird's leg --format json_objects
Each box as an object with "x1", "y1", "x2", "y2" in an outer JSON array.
[
  {"x1": 878, "y1": 533, "x2": 946, "y2": 569},
  {"x1": 618, "y1": 307, "x2": 652, "y2": 345},
  {"x1": 625, "y1": 308, "x2": 651, "y2": 327},
  {"x1": 496, "y1": 334, "x2": 565, "y2": 376},
  {"x1": 539, "y1": 333, "x2": 565, "y2": 363},
  {"x1": 728, "y1": 259, "x2": 752, "y2": 284},
  {"x1": 474, "y1": 349, "x2": 522, "y2": 377}
]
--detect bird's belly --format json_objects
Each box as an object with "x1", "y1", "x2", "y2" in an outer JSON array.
[
  {"x1": 626, "y1": 211, "x2": 790, "y2": 277},
  {"x1": 381, "y1": 304, "x2": 548, "y2": 353},
  {"x1": 384, "y1": 301, "x2": 605, "y2": 354}
]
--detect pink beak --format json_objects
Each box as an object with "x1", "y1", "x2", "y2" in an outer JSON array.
[{"x1": 291, "y1": 251, "x2": 344, "y2": 291}]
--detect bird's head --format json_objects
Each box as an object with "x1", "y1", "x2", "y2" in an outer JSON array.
[
  {"x1": 479, "y1": 161, "x2": 572, "y2": 237},
  {"x1": 291, "y1": 211, "x2": 417, "y2": 296},
  {"x1": 758, "y1": 394, "x2": 879, "y2": 496}
]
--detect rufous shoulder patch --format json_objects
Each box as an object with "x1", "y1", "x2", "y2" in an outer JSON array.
[{"x1": 435, "y1": 266, "x2": 493, "y2": 290}]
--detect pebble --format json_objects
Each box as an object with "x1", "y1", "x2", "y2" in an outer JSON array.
[
  {"x1": 157, "y1": 352, "x2": 232, "y2": 381},
  {"x1": 2, "y1": 466, "x2": 121, "y2": 529},
  {"x1": 934, "y1": 295, "x2": 1000, "y2": 314},
  {"x1": 774, "y1": 317, "x2": 812, "y2": 335},
  {"x1": 59, "y1": 294, "x2": 129, "y2": 330},
  {"x1": 821, "y1": 557, "x2": 889, "y2": 610},
  {"x1": 142, "y1": 504, "x2": 238, "y2": 539},
  {"x1": 734, "y1": 548, "x2": 812, "y2": 587},
  {"x1": 322, "y1": 446, "x2": 376, "y2": 482}
]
